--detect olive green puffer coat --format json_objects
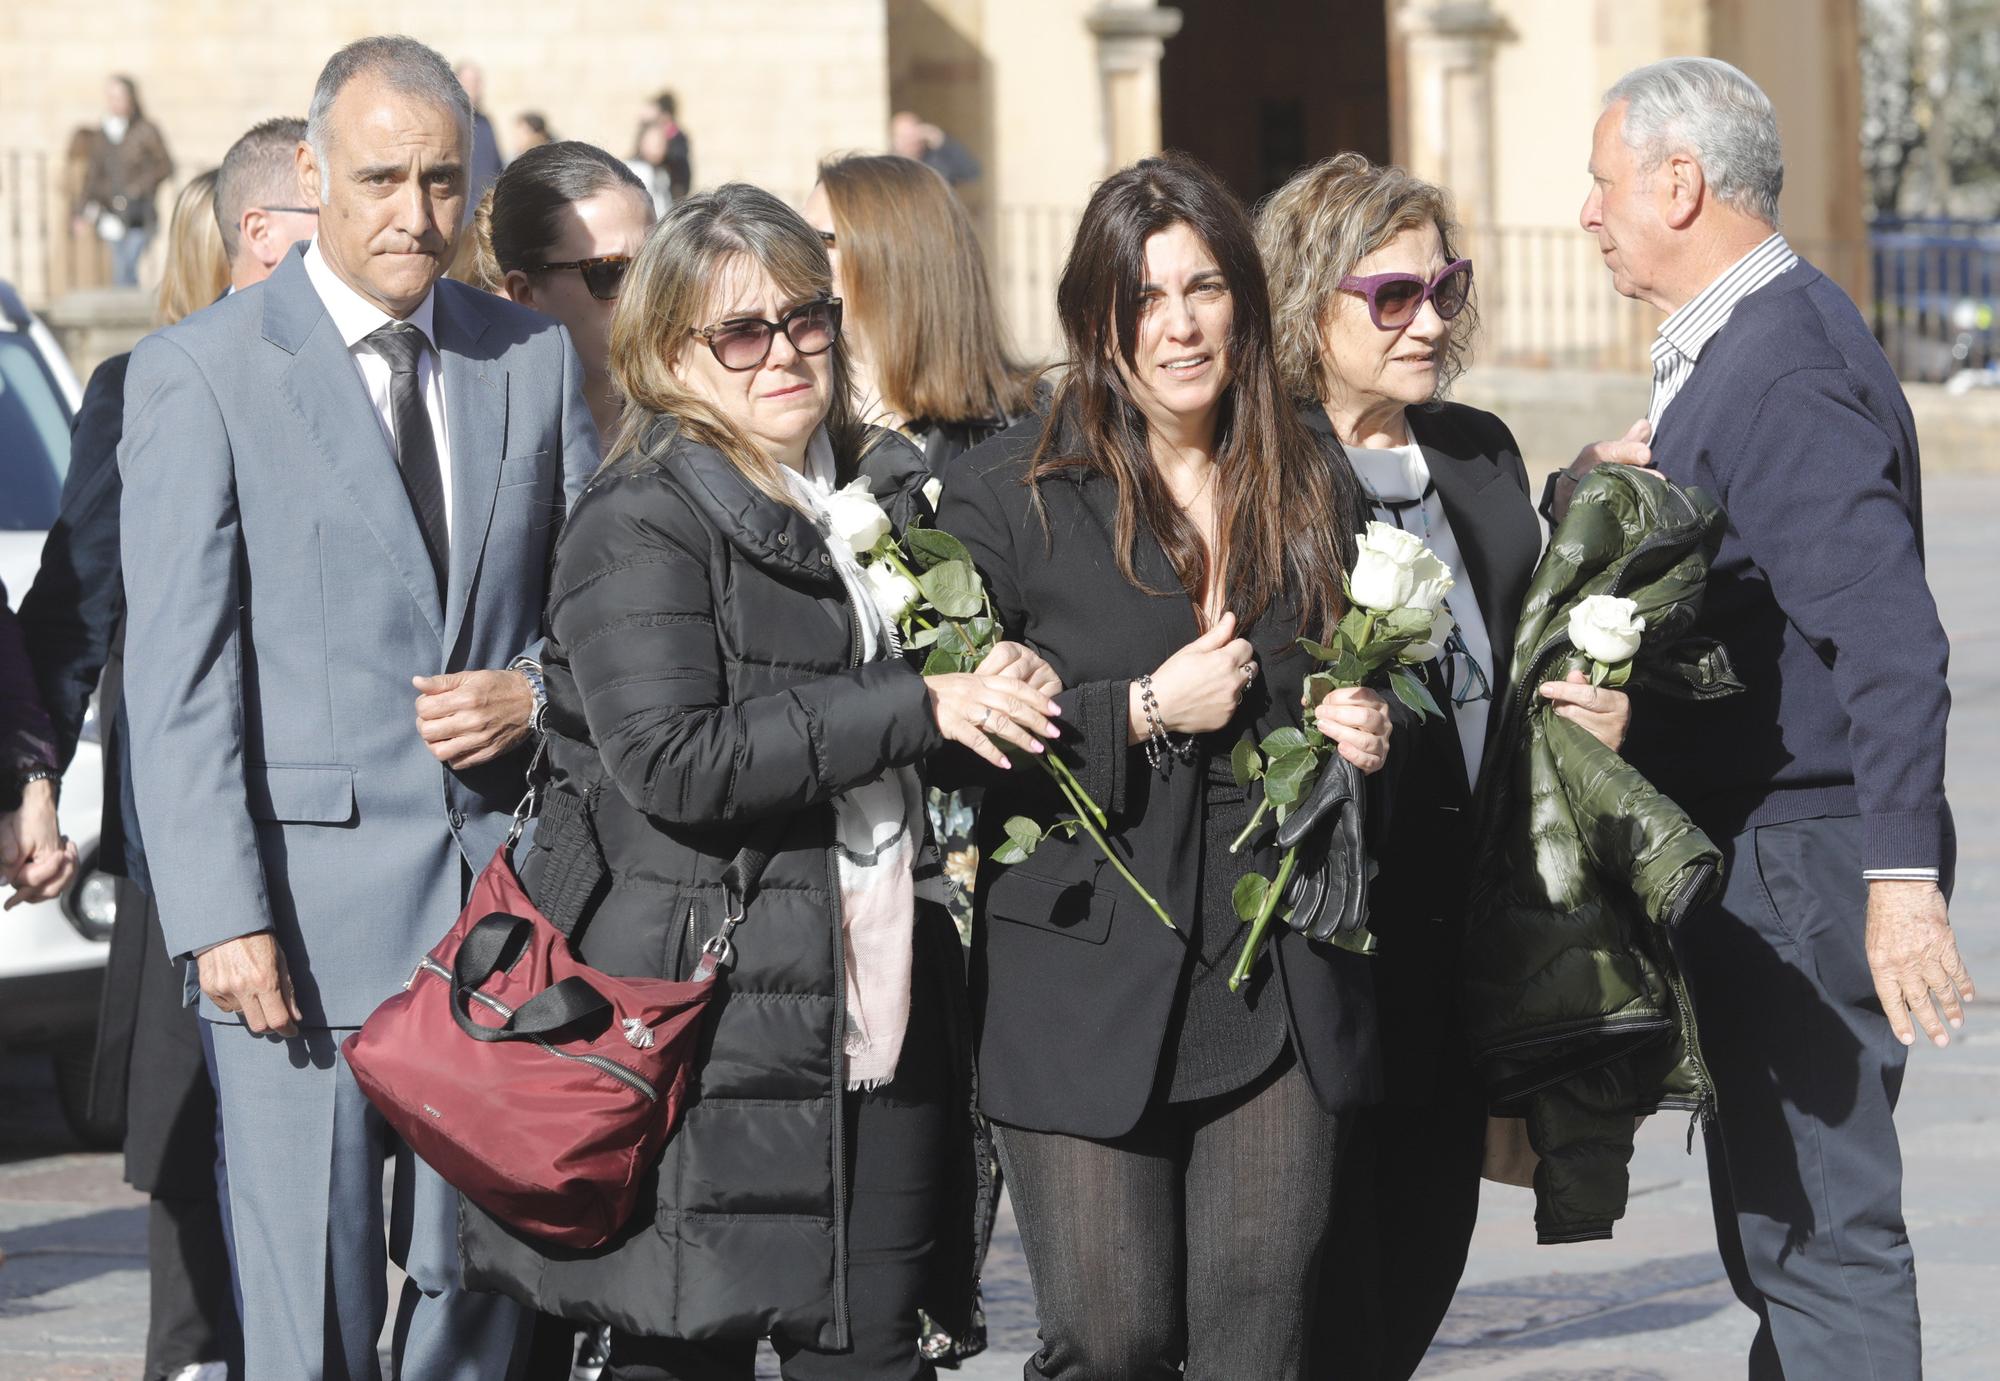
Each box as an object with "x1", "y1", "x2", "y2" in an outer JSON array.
[{"x1": 1462, "y1": 464, "x2": 1743, "y2": 1245}]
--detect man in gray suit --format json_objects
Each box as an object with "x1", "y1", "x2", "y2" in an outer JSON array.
[{"x1": 119, "y1": 36, "x2": 596, "y2": 1378}]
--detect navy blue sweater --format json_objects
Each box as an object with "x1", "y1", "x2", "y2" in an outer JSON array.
[{"x1": 1625, "y1": 261, "x2": 1952, "y2": 871}]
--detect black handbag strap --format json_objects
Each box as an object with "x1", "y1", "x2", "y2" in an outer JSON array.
[
  {"x1": 449, "y1": 912, "x2": 613, "y2": 1044},
  {"x1": 689, "y1": 817, "x2": 788, "y2": 983}
]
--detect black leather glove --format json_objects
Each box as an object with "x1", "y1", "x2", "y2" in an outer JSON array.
[{"x1": 1273, "y1": 754, "x2": 1373, "y2": 942}]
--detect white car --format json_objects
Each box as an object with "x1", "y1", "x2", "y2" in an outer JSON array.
[{"x1": 1, "y1": 279, "x2": 118, "y2": 1142}]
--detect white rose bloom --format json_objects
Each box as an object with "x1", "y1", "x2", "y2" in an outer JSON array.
[
  {"x1": 864, "y1": 561, "x2": 921, "y2": 622},
  {"x1": 922, "y1": 477, "x2": 945, "y2": 511},
  {"x1": 824, "y1": 478, "x2": 892, "y2": 556},
  {"x1": 1349, "y1": 522, "x2": 1425, "y2": 611},
  {"x1": 1406, "y1": 550, "x2": 1455, "y2": 613},
  {"x1": 1403, "y1": 606, "x2": 1457, "y2": 663},
  {"x1": 1568, "y1": 595, "x2": 1646, "y2": 663}
]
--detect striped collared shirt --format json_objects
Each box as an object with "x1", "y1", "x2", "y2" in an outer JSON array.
[{"x1": 1645, "y1": 233, "x2": 1799, "y2": 435}]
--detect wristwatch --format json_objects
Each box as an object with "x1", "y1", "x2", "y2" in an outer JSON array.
[{"x1": 511, "y1": 657, "x2": 548, "y2": 734}]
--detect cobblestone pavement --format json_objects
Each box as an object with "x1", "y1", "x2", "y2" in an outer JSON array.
[{"x1": 5, "y1": 474, "x2": 1997, "y2": 1381}]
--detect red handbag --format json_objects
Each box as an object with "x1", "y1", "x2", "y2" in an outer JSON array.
[{"x1": 343, "y1": 799, "x2": 763, "y2": 1249}]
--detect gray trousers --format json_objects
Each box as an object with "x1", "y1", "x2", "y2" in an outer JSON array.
[
  {"x1": 1674, "y1": 815, "x2": 1926, "y2": 1380},
  {"x1": 205, "y1": 1021, "x2": 523, "y2": 1380}
]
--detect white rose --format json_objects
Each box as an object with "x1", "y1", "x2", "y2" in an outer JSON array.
[
  {"x1": 824, "y1": 478, "x2": 892, "y2": 557},
  {"x1": 1403, "y1": 606, "x2": 1457, "y2": 663},
  {"x1": 1349, "y1": 522, "x2": 1425, "y2": 611},
  {"x1": 921, "y1": 477, "x2": 944, "y2": 511},
  {"x1": 1568, "y1": 595, "x2": 1645, "y2": 664},
  {"x1": 1406, "y1": 550, "x2": 1455, "y2": 614},
  {"x1": 864, "y1": 560, "x2": 921, "y2": 622}
]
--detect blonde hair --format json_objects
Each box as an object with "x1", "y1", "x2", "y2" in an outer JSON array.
[
  {"x1": 816, "y1": 153, "x2": 1033, "y2": 424},
  {"x1": 605, "y1": 182, "x2": 862, "y2": 505},
  {"x1": 1255, "y1": 153, "x2": 1478, "y2": 404},
  {"x1": 455, "y1": 184, "x2": 503, "y2": 291},
  {"x1": 156, "y1": 170, "x2": 228, "y2": 326}
]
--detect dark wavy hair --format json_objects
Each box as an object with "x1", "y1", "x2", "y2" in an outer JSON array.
[{"x1": 1029, "y1": 151, "x2": 1362, "y2": 636}]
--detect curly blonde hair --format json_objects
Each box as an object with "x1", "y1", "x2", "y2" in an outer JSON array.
[{"x1": 1255, "y1": 152, "x2": 1477, "y2": 405}]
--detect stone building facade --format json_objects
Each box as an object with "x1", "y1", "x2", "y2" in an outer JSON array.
[{"x1": 1, "y1": 0, "x2": 1862, "y2": 368}]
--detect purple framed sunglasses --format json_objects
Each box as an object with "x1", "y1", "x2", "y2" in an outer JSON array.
[{"x1": 1338, "y1": 258, "x2": 1473, "y2": 331}]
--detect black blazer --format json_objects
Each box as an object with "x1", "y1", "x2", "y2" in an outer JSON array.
[
  {"x1": 1302, "y1": 400, "x2": 1541, "y2": 1103},
  {"x1": 18, "y1": 352, "x2": 145, "y2": 885},
  {"x1": 936, "y1": 418, "x2": 1382, "y2": 1138}
]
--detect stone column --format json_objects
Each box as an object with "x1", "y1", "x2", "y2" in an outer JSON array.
[
  {"x1": 1393, "y1": 1, "x2": 1512, "y2": 231},
  {"x1": 1084, "y1": 2, "x2": 1184, "y2": 176}
]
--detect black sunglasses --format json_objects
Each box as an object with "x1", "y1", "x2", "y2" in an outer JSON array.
[
  {"x1": 260, "y1": 206, "x2": 319, "y2": 216},
  {"x1": 692, "y1": 297, "x2": 843, "y2": 371},
  {"x1": 529, "y1": 254, "x2": 634, "y2": 301}
]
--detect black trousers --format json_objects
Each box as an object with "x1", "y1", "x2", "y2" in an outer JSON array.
[
  {"x1": 994, "y1": 1050, "x2": 1343, "y2": 1381},
  {"x1": 1310, "y1": 1065, "x2": 1485, "y2": 1380},
  {"x1": 1673, "y1": 814, "x2": 1932, "y2": 1380},
  {"x1": 606, "y1": 928, "x2": 955, "y2": 1381},
  {"x1": 145, "y1": 1193, "x2": 241, "y2": 1380}
]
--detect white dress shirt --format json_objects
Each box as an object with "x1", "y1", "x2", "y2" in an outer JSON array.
[
  {"x1": 302, "y1": 239, "x2": 453, "y2": 539},
  {"x1": 1347, "y1": 440, "x2": 1493, "y2": 791}
]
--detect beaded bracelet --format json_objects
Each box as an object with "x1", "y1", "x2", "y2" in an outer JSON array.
[{"x1": 1137, "y1": 675, "x2": 1195, "y2": 773}]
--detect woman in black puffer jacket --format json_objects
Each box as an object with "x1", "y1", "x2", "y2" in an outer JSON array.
[{"x1": 459, "y1": 184, "x2": 1063, "y2": 1381}]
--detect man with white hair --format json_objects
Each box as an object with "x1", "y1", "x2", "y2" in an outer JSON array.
[
  {"x1": 1584, "y1": 57, "x2": 1970, "y2": 1379},
  {"x1": 120, "y1": 34, "x2": 596, "y2": 1376}
]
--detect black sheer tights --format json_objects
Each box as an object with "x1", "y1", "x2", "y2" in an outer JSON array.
[{"x1": 995, "y1": 1050, "x2": 1344, "y2": 1381}]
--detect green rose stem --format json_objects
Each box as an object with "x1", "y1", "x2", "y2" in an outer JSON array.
[
  {"x1": 1228, "y1": 798, "x2": 1271, "y2": 855},
  {"x1": 1227, "y1": 842, "x2": 1298, "y2": 992},
  {"x1": 891, "y1": 531, "x2": 1165, "y2": 928},
  {"x1": 1039, "y1": 751, "x2": 1174, "y2": 929}
]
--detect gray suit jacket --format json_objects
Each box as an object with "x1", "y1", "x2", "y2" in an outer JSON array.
[{"x1": 119, "y1": 247, "x2": 597, "y2": 1026}]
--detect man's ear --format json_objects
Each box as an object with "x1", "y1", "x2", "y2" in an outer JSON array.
[
  {"x1": 295, "y1": 139, "x2": 322, "y2": 210},
  {"x1": 1663, "y1": 151, "x2": 1704, "y2": 232}
]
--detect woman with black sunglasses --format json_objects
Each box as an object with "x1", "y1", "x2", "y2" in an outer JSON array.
[
  {"x1": 465, "y1": 139, "x2": 655, "y2": 445},
  {"x1": 459, "y1": 182, "x2": 1064, "y2": 1381},
  {"x1": 1257, "y1": 152, "x2": 1632, "y2": 1380}
]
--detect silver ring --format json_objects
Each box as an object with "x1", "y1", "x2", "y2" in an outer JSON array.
[
  {"x1": 1242, "y1": 662, "x2": 1257, "y2": 681},
  {"x1": 976, "y1": 708, "x2": 993, "y2": 731}
]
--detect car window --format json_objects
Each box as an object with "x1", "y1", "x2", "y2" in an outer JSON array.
[{"x1": 0, "y1": 331, "x2": 70, "y2": 530}]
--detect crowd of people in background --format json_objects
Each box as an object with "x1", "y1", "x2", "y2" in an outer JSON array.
[{"x1": 0, "y1": 31, "x2": 1972, "y2": 1381}]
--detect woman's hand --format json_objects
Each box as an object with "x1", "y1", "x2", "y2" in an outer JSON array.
[
  {"x1": 927, "y1": 674, "x2": 1064, "y2": 770},
  {"x1": 1140, "y1": 611, "x2": 1257, "y2": 737},
  {"x1": 1311, "y1": 686, "x2": 1393, "y2": 775},
  {"x1": 976, "y1": 640, "x2": 1065, "y2": 699},
  {"x1": 1539, "y1": 669, "x2": 1630, "y2": 751}
]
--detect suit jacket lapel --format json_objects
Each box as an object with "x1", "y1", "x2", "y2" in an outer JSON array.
[
  {"x1": 265, "y1": 252, "x2": 444, "y2": 640},
  {"x1": 435, "y1": 286, "x2": 503, "y2": 659}
]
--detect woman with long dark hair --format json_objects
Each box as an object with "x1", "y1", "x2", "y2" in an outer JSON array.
[{"x1": 935, "y1": 152, "x2": 1392, "y2": 1379}]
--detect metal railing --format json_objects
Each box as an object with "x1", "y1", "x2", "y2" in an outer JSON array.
[{"x1": 11, "y1": 142, "x2": 1992, "y2": 387}]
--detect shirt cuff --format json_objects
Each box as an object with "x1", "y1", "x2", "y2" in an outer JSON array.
[{"x1": 1862, "y1": 868, "x2": 1940, "y2": 882}]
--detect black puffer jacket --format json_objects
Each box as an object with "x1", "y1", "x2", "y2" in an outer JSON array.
[{"x1": 459, "y1": 421, "x2": 989, "y2": 1354}]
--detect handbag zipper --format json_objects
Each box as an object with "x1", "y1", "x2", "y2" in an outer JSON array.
[{"x1": 415, "y1": 957, "x2": 658, "y2": 1103}]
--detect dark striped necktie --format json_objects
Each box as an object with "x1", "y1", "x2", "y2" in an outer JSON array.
[{"x1": 364, "y1": 321, "x2": 448, "y2": 591}]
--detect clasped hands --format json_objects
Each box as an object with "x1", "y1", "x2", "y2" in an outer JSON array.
[
  {"x1": 1, "y1": 778, "x2": 79, "y2": 911},
  {"x1": 1140, "y1": 613, "x2": 1394, "y2": 773}
]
